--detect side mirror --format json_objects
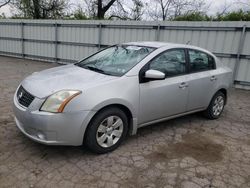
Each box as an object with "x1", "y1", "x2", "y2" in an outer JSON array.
[{"x1": 144, "y1": 69, "x2": 165, "y2": 81}]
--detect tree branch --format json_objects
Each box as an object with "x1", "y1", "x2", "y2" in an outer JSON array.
[
  {"x1": 109, "y1": 14, "x2": 132, "y2": 20},
  {"x1": 0, "y1": 0, "x2": 10, "y2": 9},
  {"x1": 102, "y1": 0, "x2": 116, "y2": 13}
]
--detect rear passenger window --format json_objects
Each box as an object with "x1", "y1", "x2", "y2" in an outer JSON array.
[{"x1": 188, "y1": 50, "x2": 215, "y2": 73}]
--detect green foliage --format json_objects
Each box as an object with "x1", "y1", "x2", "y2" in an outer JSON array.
[
  {"x1": 73, "y1": 7, "x2": 88, "y2": 20},
  {"x1": 173, "y1": 9, "x2": 250, "y2": 21},
  {"x1": 173, "y1": 12, "x2": 211, "y2": 21},
  {"x1": 215, "y1": 10, "x2": 250, "y2": 21}
]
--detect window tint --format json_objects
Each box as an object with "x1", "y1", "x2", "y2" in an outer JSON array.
[
  {"x1": 149, "y1": 49, "x2": 186, "y2": 77},
  {"x1": 188, "y1": 50, "x2": 215, "y2": 72}
]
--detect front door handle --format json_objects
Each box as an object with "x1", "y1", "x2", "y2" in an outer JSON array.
[
  {"x1": 179, "y1": 82, "x2": 188, "y2": 89},
  {"x1": 210, "y1": 76, "x2": 217, "y2": 81}
]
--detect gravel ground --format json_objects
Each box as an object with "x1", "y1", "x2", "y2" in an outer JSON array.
[{"x1": 0, "y1": 56, "x2": 250, "y2": 188}]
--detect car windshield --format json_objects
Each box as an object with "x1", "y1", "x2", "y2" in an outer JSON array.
[{"x1": 76, "y1": 45, "x2": 155, "y2": 76}]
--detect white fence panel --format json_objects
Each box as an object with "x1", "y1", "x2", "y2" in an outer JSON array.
[{"x1": 0, "y1": 19, "x2": 249, "y2": 88}]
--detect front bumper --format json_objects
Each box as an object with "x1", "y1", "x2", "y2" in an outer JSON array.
[{"x1": 13, "y1": 91, "x2": 94, "y2": 146}]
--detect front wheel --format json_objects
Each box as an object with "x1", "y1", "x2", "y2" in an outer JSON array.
[
  {"x1": 85, "y1": 107, "x2": 128, "y2": 154},
  {"x1": 203, "y1": 91, "x2": 226, "y2": 119}
]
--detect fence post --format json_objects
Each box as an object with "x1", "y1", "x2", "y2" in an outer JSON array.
[
  {"x1": 98, "y1": 23, "x2": 102, "y2": 50},
  {"x1": 233, "y1": 25, "x2": 246, "y2": 82},
  {"x1": 155, "y1": 24, "x2": 161, "y2": 41},
  {"x1": 21, "y1": 22, "x2": 25, "y2": 58},
  {"x1": 54, "y1": 22, "x2": 58, "y2": 63}
]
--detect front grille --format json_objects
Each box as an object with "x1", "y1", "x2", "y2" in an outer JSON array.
[{"x1": 16, "y1": 86, "x2": 35, "y2": 107}]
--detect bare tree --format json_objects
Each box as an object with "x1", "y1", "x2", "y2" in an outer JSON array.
[
  {"x1": 216, "y1": 0, "x2": 234, "y2": 17},
  {"x1": 97, "y1": 0, "x2": 116, "y2": 18},
  {"x1": 172, "y1": 0, "x2": 208, "y2": 18},
  {"x1": 146, "y1": 0, "x2": 173, "y2": 21},
  {"x1": 130, "y1": 0, "x2": 144, "y2": 20},
  {"x1": 82, "y1": 0, "x2": 97, "y2": 17},
  {"x1": 108, "y1": 1, "x2": 129, "y2": 20},
  {"x1": 81, "y1": 0, "x2": 117, "y2": 19},
  {"x1": 0, "y1": 0, "x2": 10, "y2": 9},
  {"x1": 235, "y1": 0, "x2": 250, "y2": 9},
  {"x1": 236, "y1": 0, "x2": 250, "y2": 6},
  {"x1": 12, "y1": 0, "x2": 69, "y2": 19},
  {"x1": 147, "y1": 0, "x2": 208, "y2": 21},
  {"x1": 80, "y1": 0, "x2": 144, "y2": 20},
  {"x1": 108, "y1": 0, "x2": 144, "y2": 20}
]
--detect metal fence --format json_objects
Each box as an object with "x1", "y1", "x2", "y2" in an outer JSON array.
[{"x1": 0, "y1": 19, "x2": 249, "y2": 88}]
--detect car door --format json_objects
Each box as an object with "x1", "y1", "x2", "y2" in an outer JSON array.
[
  {"x1": 138, "y1": 49, "x2": 189, "y2": 125},
  {"x1": 186, "y1": 49, "x2": 217, "y2": 111}
]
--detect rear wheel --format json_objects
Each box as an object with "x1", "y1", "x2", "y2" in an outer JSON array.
[
  {"x1": 85, "y1": 107, "x2": 128, "y2": 154},
  {"x1": 203, "y1": 91, "x2": 226, "y2": 119}
]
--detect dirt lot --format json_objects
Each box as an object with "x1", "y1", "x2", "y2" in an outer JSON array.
[{"x1": 0, "y1": 56, "x2": 250, "y2": 188}]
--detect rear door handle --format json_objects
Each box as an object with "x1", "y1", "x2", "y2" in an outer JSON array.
[
  {"x1": 179, "y1": 82, "x2": 189, "y2": 89},
  {"x1": 210, "y1": 76, "x2": 217, "y2": 81}
]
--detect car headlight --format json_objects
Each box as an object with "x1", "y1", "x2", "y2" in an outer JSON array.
[{"x1": 40, "y1": 90, "x2": 81, "y2": 113}]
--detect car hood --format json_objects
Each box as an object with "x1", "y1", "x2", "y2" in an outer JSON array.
[{"x1": 21, "y1": 64, "x2": 118, "y2": 98}]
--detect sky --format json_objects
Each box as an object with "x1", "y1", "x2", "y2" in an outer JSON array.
[{"x1": 0, "y1": 0, "x2": 247, "y2": 18}]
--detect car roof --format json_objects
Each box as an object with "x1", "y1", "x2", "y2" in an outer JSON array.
[
  {"x1": 123, "y1": 41, "x2": 213, "y2": 55},
  {"x1": 124, "y1": 41, "x2": 171, "y2": 48}
]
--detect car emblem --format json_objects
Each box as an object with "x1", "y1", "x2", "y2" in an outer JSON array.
[{"x1": 18, "y1": 92, "x2": 23, "y2": 100}]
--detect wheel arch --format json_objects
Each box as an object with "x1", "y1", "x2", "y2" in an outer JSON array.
[
  {"x1": 217, "y1": 88, "x2": 228, "y2": 104},
  {"x1": 82, "y1": 102, "x2": 137, "y2": 144}
]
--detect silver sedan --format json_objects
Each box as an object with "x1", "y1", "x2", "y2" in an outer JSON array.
[{"x1": 13, "y1": 42, "x2": 232, "y2": 153}]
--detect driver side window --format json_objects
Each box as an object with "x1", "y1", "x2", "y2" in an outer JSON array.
[{"x1": 149, "y1": 49, "x2": 186, "y2": 77}]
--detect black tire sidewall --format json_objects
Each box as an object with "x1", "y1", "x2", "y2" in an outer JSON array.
[
  {"x1": 85, "y1": 107, "x2": 128, "y2": 154},
  {"x1": 207, "y1": 91, "x2": 226, "y2": 119}
]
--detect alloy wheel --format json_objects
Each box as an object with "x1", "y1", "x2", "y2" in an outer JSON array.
[
  {"x1": 96, "y1": 116, "x2": 124, "y2": 148},
  {"x1": 212, "y1": 96, "x2": 224, "y2": 116}
]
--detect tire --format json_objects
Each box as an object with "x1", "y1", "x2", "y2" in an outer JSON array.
[
  {"x1": 203, "y1": 91, "x2": 226, "y2": 120},
  {"x1": 85, "y1": 107, "x2": 128, "y2": 154}
]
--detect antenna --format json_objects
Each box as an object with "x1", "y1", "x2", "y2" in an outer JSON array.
[{"x1": 186, "y1": 41, "x2": 191, "y2": 45}]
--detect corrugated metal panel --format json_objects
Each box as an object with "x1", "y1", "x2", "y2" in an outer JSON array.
[
  {"x1": 24, "y1": 42, "x2": 54, "y2": 58},
  {"x1": 159, "y1": 26, "x2": 243, "y2": 55},
  {"x1": 236, "y1": 59, "x2": 250, "y2": 82},
  {"x1": 242, "y1": 31, "x2": 250, "y2": 55},
  {"x1": 58, "y1": 45, "x2": 96, "y2": 61},
  {"x1": 102, "y1": 27, "x2": 156, "y2": 44},
  {"x1": 0, "y1": 19, "x2": 249, "y2": 88},
  {"x1": 24, "y1": 25, "x2": 54, "y2": 40},
  {"x1": 0, "y1": 39, "x2": 21, "y2": 53},
  {"x1": 0, "y1": 24, "x2": 21, "y2": 38},
  {"x1": 235, "y1": 84, "x2": 250, "y2": 90},
  {"x1": 58, "y1": 26, "x2": 98, "y2": 43},
  {"x1": 218, "y1": 57, "x2": 236, "y2": 71}
]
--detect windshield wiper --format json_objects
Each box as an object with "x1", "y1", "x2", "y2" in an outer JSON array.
[{"x1": 81, "y1": 65, "x2": 111, "y2": 75}]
